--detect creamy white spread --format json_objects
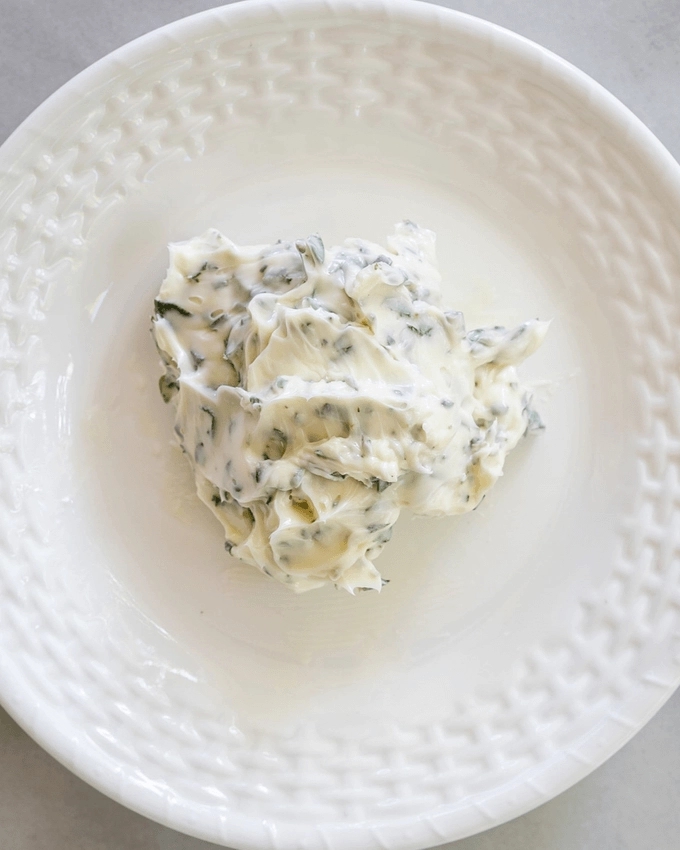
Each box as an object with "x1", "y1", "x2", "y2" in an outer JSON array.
[{"x1": 152, "y1": 223, "x2": 548, "y2": 593}]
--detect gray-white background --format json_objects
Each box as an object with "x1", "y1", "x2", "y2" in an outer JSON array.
[{"x1": 1, "y1": 1, "x2": 679, "y2": 848}]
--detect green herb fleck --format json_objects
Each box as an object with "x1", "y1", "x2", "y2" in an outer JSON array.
[{"x1": 154, "y1": 300, "x2": 191, "y2": 318}]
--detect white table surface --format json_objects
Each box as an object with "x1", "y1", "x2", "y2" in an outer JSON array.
[{"x1": 1, "y1": 1, "x2": 679, "y2": 848}]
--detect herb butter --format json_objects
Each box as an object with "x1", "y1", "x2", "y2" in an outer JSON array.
[{"x1": 152, "y1": 222, "x2": 548, "y2": 593}]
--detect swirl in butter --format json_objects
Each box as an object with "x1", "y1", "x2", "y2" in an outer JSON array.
[{"x1": 152, "y1": 222, "x2": 548, "y2": 592}]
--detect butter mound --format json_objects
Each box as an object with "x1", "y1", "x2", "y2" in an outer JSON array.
[{"x1": 152, "y1": 223, "x2": 547, "y2": 592}]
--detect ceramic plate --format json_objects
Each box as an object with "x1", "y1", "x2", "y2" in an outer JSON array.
[{"x1": 1, "y1": 1, "x2": 680, "y2": 848}]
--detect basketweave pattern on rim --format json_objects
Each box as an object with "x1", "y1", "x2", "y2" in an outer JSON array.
[{"x1": 1, "y1": 1, "x2": 680, "y2": 847}]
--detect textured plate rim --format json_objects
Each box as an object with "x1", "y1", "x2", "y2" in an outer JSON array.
[{"x1": 1, "y1": 0, "x2": 680, "y2": 847}]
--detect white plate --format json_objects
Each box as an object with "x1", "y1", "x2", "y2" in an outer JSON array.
[{"x1": 1, "y1": 1, "x2": 680, "y2": 847}]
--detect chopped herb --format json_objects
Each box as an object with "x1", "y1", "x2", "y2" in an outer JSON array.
[
  {"x1": 335, "y1": 338, "x2": 353, "y2": 355},
  {"x1": 201, "y1": 406, "x2": 217, "y2": 438},
  {"x1": 263, "y1": 428, "x2": 287, "y2": 461},
  {"x1": 159, "y1": 374, "x2": 179, "y2": 403},
  {"x1": 386, "y1": 299, "x2": 413, "y2": 318},
  {"x1": 187, "y1": 261, "x2": 208, "y2": 281},
  {"x1": 407, "y1": 322, "x2": 434, "y2": 337},
  {"x1": 154, "y1": 300, "x2": 191, "y2": 318}
]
